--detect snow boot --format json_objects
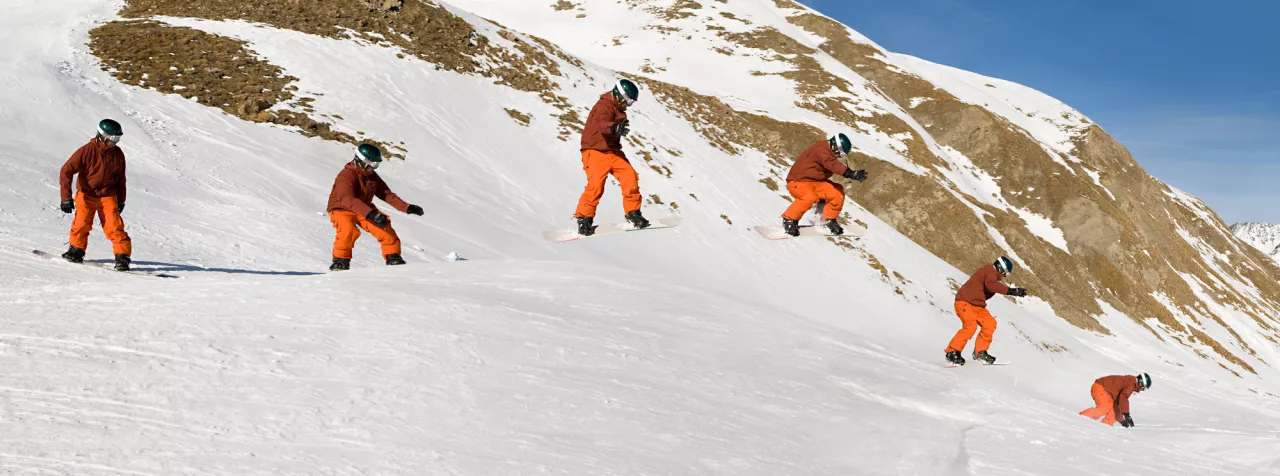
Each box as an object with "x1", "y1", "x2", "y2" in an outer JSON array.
[
  {"x1": 329, "y1": 258, "x2": 351, "y2": 272},
  {"x1": 385, "y1": 254, "x2": 406, "y2": 266},
  {"x1": 824, "y1": 219, "x2": 844, "y2": 236},
  {"x1": 625, "y1": 210, "x2": 651, "y2": 229},
  {"x1": 576, "y1": 216, "x2": 596, "y2": 236},
  {"x1": 783, "y1": 218, "x2": 800, "y2": 237},
  {"x1": 113, "y1": 254, "x2": 131, "y2": 272},
  {"x1": 973, "y1": 350, "x2": 996, "y2": 365},
  {"x1": 945, "y1": 350, "x2": 966, "y2": 366},
  {"x1": 62, "y1": 245, "x2": 86, "y2": 264}
]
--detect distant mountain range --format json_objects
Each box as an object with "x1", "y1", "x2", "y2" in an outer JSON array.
[{"x1": 1232, "y1": 222, "x2": 1280, "y2": 263}]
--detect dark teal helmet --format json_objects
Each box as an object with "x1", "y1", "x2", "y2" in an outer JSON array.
[
  {"x1": 97, "y1": 119, "x2": 123, "y2": 143},
  {"x1": 354, "y1": 144, "x2": 383, "y2": 170},
  {"x1": 613, "y1": 78, "x2": 640, "y2": 106},
  {"x1": 828, "y1": 133, "x2": 852, "y2": 158},
  {"x1": 1137, "y1": 373, "x2": 1151, "y2": 390},
  {"x1": 994, "y1": 256, "x2": 1014, "y2": 276}
]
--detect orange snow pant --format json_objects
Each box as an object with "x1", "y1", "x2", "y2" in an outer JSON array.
[
  {"x1": 1078, "y1": 382, "x2": 1117, "y2": 426},
  {"x1": 782, "y1": 180, "x2": 845, "y2": 221},
  {"x1": 946, "y1": 301, "x2": 997, "y2": 354},
  {"x1": 574, "y1": 150, "x2": 641, "y2": 218},
  {"x1": 69, "y1": 192, "x2": 132, "y2": 256},
  {"x1": 329, "y1": 210, "x2": 401, "y2": 260}
]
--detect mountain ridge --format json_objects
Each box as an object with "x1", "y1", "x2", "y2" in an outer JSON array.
[{"x1": 5, "y1": 0, "x2": 1280, "y2": 473}]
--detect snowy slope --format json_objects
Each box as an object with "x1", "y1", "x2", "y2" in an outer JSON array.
[
  {"x1": 10, "y1": 261, "x2": 1280, "y2": 475},
  {"x1": 2, "y1": 0, "x2": 1280, "y2": 474},
  {"x1": 1232, "y1": 222, "x2": 1280, "y2": 264}
]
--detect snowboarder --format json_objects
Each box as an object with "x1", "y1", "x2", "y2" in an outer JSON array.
[
  {"x1": 327, "y1": 144, "x2": 424, "y2": 271},
  {"x1": 780, "y1": 133, "x2": 868, "y2": 236},
  {"x1": 1079, "y1": 373, "x2": 1150, "y2": 427},
  {"x1": 573, "y1": 78, "x2": 648, "y2": 236},
  {"x1": 944, "y1": 256, "x2": 1028, "y2": 365},
  {"x1": 59, "y1": 119, "x2": 133, "y2": 271}
]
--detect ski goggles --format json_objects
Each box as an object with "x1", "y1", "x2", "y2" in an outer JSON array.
[
  {"x1": 100, "y1": 133, "x2": 122, "y2": 144},
  {"x1": 355, "y1": 155, "x2": 380, "y2": 170}
]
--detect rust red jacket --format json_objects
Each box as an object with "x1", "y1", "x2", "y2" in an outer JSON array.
[
  {"x1": 327, "y1": 163, "x2": 410, "y2": 217},
  {"x1": 1096, "y1": 375, "x2": 1141, "y2": 415},
  {"x1": 580, "y1": 93, "x2": 628, "y2": 157},
  {"x1": 60, "y1": 138, "x2": 127, "y2": 204},
  {"x1": 786, "y1": 140, "x2": 850, "y2": 182},
  {"x1": 955, "y1": 264, "x2": 1011, "y2": 308}
]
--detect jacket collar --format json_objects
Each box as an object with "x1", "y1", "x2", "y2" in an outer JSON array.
[
  {"x1": 92, "y1": 137, "x2": 117, "y2": 152},
  {"x1": 346, "y1": 161, "x2": 378, "y2": 179},
  {"x1": 600, "y1": 92, "x2": 625, "y2": 111}
]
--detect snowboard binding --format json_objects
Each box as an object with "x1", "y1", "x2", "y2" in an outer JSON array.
[
  {"x1": 62, "y1": 246, "x2": 85, "y2": 264},
  {"x1": 576, "y1": 217, "x2": 597, "y2": 236},
  {"x1": 625, "y1": 210, "x2": 650, "y2": 229}
]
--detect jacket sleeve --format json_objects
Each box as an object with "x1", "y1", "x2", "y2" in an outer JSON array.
[
  {"x1": 333, "y1": 173, "x2": 374, "y2": 217},
  {"x1": 1115, "y1": 385, "x2": 1135, "y2": 415},
  {"x1": 375, "y1": 176, "x2": 411, "y2": 213},
  {"x1": 983, "y1": 269, "x2": 1011, "y2": 295},
  {"x1": 817, "y1": 150, "x2": 851, "y2": 176},
  {"x1": 59, "y1": 146, "x2": 84, "y2": 202},
  {"x1": 118, "y1": 156, "x2": 127, "y2": 205}
]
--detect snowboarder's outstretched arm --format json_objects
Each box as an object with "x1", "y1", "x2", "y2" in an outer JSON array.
[
  {"x1": 983, "y1": 271, "x2": 1011, "y2": 295},
  {"x1": 815, "y1": 149, "x2": 850, "y2": 177},
  {"x1": 373, "y1": 176, "x2": 411, "y2": 214},
  {"x1": 1115, "y1": 386, "x2": 1136, "y2": 416}
]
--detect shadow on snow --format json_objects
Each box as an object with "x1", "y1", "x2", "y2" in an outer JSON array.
[{"x1": 85, "y1": 259, "x2": 323, "y2": 276}]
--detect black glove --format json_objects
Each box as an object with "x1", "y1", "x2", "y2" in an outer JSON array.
[
  {"x1": 842, "y1": 169, "x2": 868, "y2": 182},
  {"x1": 117, "y1": 202, "x2": 125, "y2": 213},
  {"x1": 612, "y1": 120, "x2": 630, "y2": 138},
  {"x1": 406, "y1": 204, "x2": 424, "y2": 216},
  {"x1": 1007, "y1": 288, "x2": 1028, "y2": 297},
  {"x1": 1120, "y1": 413, "x2": 1134, "y2": 428},
  {"x1": 366, "y1": 210, "x2": 390, "y2": 228},
  {"x1": 60, "y1": 200, "x2": 75, "y2": 214}
]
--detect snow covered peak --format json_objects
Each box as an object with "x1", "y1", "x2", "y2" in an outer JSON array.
[{"x1": 1232, "y1": 222, "x2": 1280, "y2": 263}]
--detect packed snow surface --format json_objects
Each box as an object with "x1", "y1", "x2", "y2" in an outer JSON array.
[{"x1": 2, "y1": 0, "x2": 1280, "y2": 474}]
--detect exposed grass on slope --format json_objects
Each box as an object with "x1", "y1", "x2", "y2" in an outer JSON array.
[
  {"x1": 118, "y1": 0, "x2": 582, "y2": 137},
  {"x1": 504, "y1": 108, "x2": 532, "y2": 126},
  {"x1": 643, "y1": 78, "x2": 822, "y2": 163},
  {"x1": 623, "y1": 0, "x2": 703, "y2": 21},
  {"x1": 89, "y1": 20, "x2": 400, "y2": 158}
]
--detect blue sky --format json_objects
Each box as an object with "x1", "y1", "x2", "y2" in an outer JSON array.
[{"x1": 801, "y1": 0, "x2": 1280, "y2": 224}]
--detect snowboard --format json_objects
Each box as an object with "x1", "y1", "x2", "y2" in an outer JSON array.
[
  {"x1": 543, "y1": 217, "x2": 682, "y2": 243},
  {"x1": 753, "y1": 223, "x2": 866, "y2": 241},
  {"x1": 33, "y1": 250, "x2": 180, "y2": 279}
]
